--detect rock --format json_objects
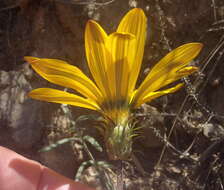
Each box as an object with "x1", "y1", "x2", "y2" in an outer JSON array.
[
  {"x1": 0, "y1": 66, "x2": 43, "y2": 149},
  {"x1": 202, "y1": 123, "x2": 224, "y2": 140}
]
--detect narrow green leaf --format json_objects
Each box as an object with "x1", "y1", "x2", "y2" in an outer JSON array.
[
  {"x1": 83, "y1": 135, "x2": 103, "y2": 152},
  {"x1": 39, "y1": 137, "x2": 80, "y2": 152},
  {"x1": 75, "y1": 160, "x2": 94, "y2": 181}
]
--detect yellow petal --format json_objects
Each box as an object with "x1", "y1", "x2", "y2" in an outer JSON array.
[
  {"x1": 107, "y1": 32, "x2": 136, "y2": 105},
  {"x1": 29, "y1": 88, "x2": 101, "y2": 110},
  {"x1": 177, "y1": 66, "x2": 198, "y2": 75},
  {"x1": 24, "y1": 56, "x2": 102, "y2": 103},
  {"x1": 85, "y1": 20, "x2": 110, "y2": 98},
  {"x1": 133, "y1": 83, "x2": 183, "y2": 108},
  {"x1": 150, "y1": 66, "x2": 198, "y2": 91},
  {"x1": 117, "y1": 8, "x2": 147, "y2": 92},
  {"x1": 133, "y1": 43, "x2": 202, "y2": 104},
  {"x1": 149, "y1": 43, "x2": 203, "y2": 77}
]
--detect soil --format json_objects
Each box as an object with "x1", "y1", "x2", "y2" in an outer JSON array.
[{"x1": 1, "y1": 0, "x2": 224, "y2": 189}]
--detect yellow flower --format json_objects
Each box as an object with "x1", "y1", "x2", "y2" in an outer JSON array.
[{"x1": 25, "y1": 8, "x2": 202, "y2": 160}]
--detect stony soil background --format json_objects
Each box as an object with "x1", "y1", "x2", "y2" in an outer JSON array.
[{"x1": 1, "y1": 0, "x2": 224, "y2": 189}]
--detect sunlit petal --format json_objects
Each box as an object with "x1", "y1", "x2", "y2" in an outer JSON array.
[
  {"x1": 133, "y1": 83, "x2": 183, "y2": 108},
  {"x1": 147, "y1": 66, "x2": 198, "y2": 93},
  {"x1": 149, "y1": 43, "x2": 202, "y2": 77},
  {"x1": 133, "y1": 43, "x2": 202, "y2": 104},
  {"x1": 25, "y1": 56, "x2": 102, "y2": 102},
  {"x1": 85, "y1": 20, "x2": 110, "y2": 98},
  {"x1": 107, "y1": 32, "x2": 136, "y2": 105},
  {"x1": 117, "y1": 8, "x2": 147, "y2": 93},
  {"x1": 29, "y1": 88, "x2": 100, "y2": 110}
]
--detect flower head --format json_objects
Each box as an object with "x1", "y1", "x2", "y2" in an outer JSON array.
[{"x1": 25, "y1": 8, "x2": 202, "y2": 160}]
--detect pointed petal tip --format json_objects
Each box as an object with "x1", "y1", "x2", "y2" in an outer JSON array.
[
  {"x1": 184, "y1": 42, "x2": 203, "y2": 52},
  {"x1": 86, "y1": 20, "x2": 104, "y2": 32},
  {"x1": 86, "y1": 19, "x2": 97, "y2": 27},
  {"x1": 178, "y1": 66, "x2": 198, "y2": 75},
  {"x1": 189, "y1": 42, "x2": 204, "y2": 57},
  {"x1": 192, "y1": 42, "x2": 203, "y2": 49},
  {"x1": 24, "y1": 56, "x2": 39, "y2": 63},
  {"x1": 27, "y1": 90, "x2": 32, "y2": 97},
  {"x1": 119, "y1": 8, "x2": 146, "y2": 26},
  {"x1": 129, "y1": 8, "x2": 146, "y2": 16},
  {"x1": 85, "y1": 19, "x2": 108, "y2": 42},
  {"x1": 198, "y1": 43, "x2": 203, "y2": 51},
  {"x1": 28, "y1": 89, "x2": 40, "y2": 98},
  {"x1": 131, "y1": 8, "x2": 146, "y2": 22},
  {"x1": 85, "y1": 20, "x2": 99, "y2": 34}
]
